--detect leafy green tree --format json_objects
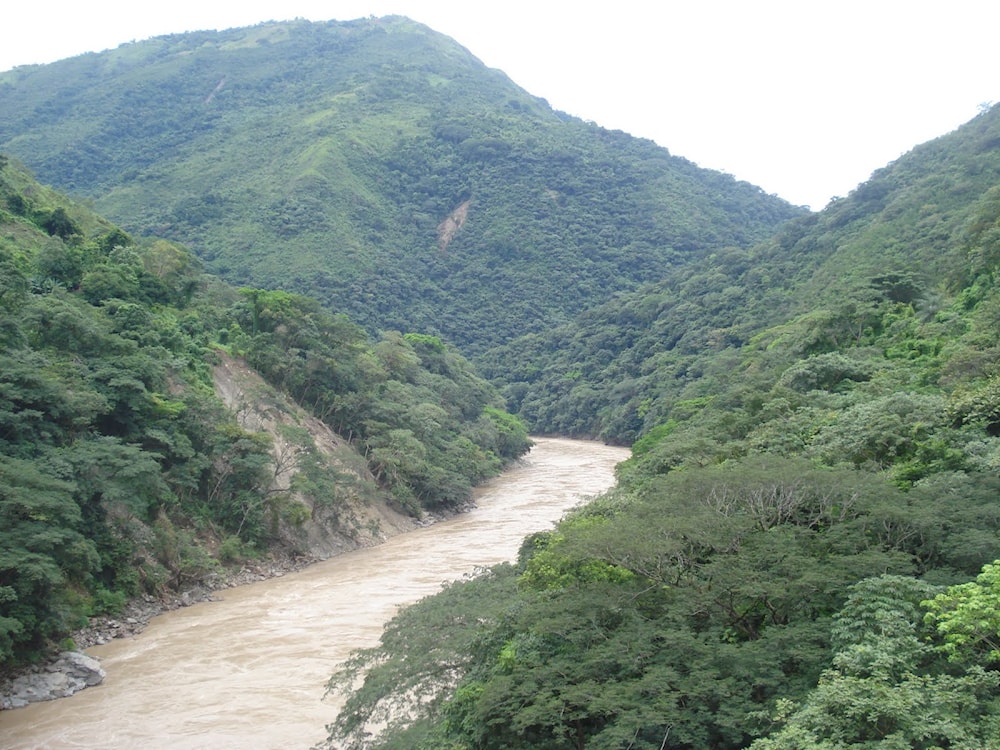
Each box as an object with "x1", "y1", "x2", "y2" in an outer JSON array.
[
  {"x1": 925, "y1": 559, "x2": 1000, "y2": 664},
  {"x1": 79, "y1": 264, "x2": 140, "y2": 303},
  {"x1": 478, "y1": 406, "x2": 532, "y2": 461},
  {"x1": 776, "y1": 352, "x2": 873, "y2": 393},
  {"x1": 0, "y1": 250, "x2": 28, "y2": 315},
  {"x1": 0, "y1": 455, "x2": 99, "y2": 662},
  {"x1": 204, "y1": 427, "x2": 275, "y2": 542},
  {"x1": 949, "y1": 376, "x2": 1000, "y2": 436},
  {"x1": 40, "y1": 207, "x2": 80, "y2": 239},
  {"x1": 34, "y1": 237, "x2": 85, "y2": 288},
  {"x1": 807, "y1": 392, "x2": 947, "y2": 470},
  {"x1": 751, "y1": 575, "x2": 1000, "y2": 749}
]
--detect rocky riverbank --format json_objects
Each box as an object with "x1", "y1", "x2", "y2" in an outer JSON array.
[
  {"x1": 0, "y1": 554, "x2": 319, "y2": 710},
  {"x1": 1, "y1": 652, "x2": 106, "y2": 709},
  {"x1": 0, "y1": 505, "x2": 473, "y2": 711}
]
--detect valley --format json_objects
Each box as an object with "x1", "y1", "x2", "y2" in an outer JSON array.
[{"x1": 1, "y1": 15, "x2": 1000, "y2": 749}]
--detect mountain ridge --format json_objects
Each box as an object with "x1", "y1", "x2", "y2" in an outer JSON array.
[
  {"x1": 483, "y1": 103, "x2": 1000, "y2": 444},
  {"x1": 0, "y1": 16, "x2": 803, "y2": 355}
]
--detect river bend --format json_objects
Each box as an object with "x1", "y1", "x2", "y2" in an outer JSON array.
[{"x1": 1, "y1": 437, "x2": 628, "y2": 749}]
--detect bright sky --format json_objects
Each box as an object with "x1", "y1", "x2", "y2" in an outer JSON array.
[{"x1": 2, "y1": 1, "x2": 998, "y2": 210}]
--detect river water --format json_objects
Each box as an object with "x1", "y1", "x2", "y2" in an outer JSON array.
[{"x1": 1, "y1": 438, "x2": 628, "y2": 750}]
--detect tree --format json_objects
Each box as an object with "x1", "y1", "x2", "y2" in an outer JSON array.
[
  {"x1": 0, "y1": 455, "x2": 99, "y2": 661},
  {"x1": 751, "y1": 575, "x2": 1000, "y2": 749},
  {"x1": 40, "y1": 207, "x2": 80, "y2": 239},
  {"x1": 34, "y1": 237, "x2": 85, "y2": 288},
  {"x1": 925, "y1": 559, "x2": 1000, "y2": 665}
]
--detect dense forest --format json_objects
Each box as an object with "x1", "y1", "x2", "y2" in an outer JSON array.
[
  {"x1": 320, "y1": 105, "x2": 1000, "y2": 749},
  {"x1": 0, "y1": 16, "x2": 801, "y2": 356},
  {"x1": 0, "y1": 156, "x2": 529, "y2": 670},
  {"x1": 483, "y1": 102, "x2": 1000, "y2": 450},
  {"x1": 2, "y1": 13, "x2": 1000, "y2": 750}
]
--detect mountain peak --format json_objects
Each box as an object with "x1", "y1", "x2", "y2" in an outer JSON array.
[{"x1": 0, "y1": 19, "x2": 801, "y2": 354}]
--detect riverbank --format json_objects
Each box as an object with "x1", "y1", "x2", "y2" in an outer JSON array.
[
  {"x1": 0, "y1": 438, "x2": 627, "y2": 748},
  {"x1": 0, "y1": 553, "x2": 316, "y2": 710},
  {"x1": 0, "y1": 503, "x2": 474, "y2": 710}
]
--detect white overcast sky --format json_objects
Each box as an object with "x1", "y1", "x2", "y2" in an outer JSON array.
[{"x1": 2, "y1": 1, "x2": 998, "y2": 210}]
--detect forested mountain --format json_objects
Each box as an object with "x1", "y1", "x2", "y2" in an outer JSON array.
[
  {"x1": 0, "y1": 157, "x2": 529, "y2": 671},
  {"x1": 323, "y1": 106, "x2": 1000, "y2": 749},
  {"x1": 0, "y1": 16, "x2": 802, "y2": 356},
  {"x1": 6, "y1": 13, "x2": 1000, "y2": 747},
  {"x1": 486, "y1": 102, "x2": 1000, "y2": 452}
]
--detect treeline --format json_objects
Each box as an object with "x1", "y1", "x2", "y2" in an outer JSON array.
[
  {"x1": 323, "y1": 106, "x2": 1000, "y2": 748},
  {"x1": 0, "y1": 157, "x2": 528, "y2": 670}
]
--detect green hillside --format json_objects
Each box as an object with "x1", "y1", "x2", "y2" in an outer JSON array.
[
  {"x1": 323, "y1": 107, "x2": 1000, "y2": 749},
  {"x1": 0, "y1": 17, "x2": 802, "y2": 356},
  {"x1": 487, "y1": 103, "x2": 1000, "y2": 455},
  {"x1": 0, "y1": 157, "x2": 529, "y2": 671},
  {"x1": 5, "y1": 14, "x2": 1000, "y2": 747}
]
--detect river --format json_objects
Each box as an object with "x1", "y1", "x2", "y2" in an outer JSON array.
[{"x1": 1, "y1": 437, "x2": 629, "y2": 750}]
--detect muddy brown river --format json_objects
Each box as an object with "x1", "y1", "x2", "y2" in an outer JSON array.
[{"x1": 1, "y1": 438, "x2": 628, "y2": 749}]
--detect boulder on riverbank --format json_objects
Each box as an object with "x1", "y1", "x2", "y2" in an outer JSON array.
[{"x1": 1, "y1": 652, "x2": 105, "y2": 710}]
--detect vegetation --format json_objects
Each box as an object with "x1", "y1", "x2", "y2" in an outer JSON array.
[
  {"x1": 322, "y1": 104, "x2": 1000, "y2": 749},
  {"x1": 230, "y1": 292, "x2": 531, "y2": 512},
  {"x1": 3, "y1": 15, "x2": 1000, "y2": 748},
  {"x1": 324, "y1": 463, "x2": 1000, "y2": 749},
  {"x1": 0, "y1": 157, "x2": 528, "y2": 671},
  {"x1": 485, "y1": 102, "x2": 1000, "y2": 460},
  {"x1": 0, "y1": 17, "x2": 802, "y2": 357}
]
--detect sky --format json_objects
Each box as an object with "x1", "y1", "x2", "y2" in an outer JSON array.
[{"x1": 2, "y1": 1, "x2": 998, "y2": 210}]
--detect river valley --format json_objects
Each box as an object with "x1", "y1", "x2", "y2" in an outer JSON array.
[{"x1": 0, "y1": 438, "x2": 629, "y2": 750}]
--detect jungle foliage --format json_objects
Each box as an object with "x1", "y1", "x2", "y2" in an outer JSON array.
[
  {"x1": 486, "y1": 102, "x2": 1000, "y2": 471},
  {"x1": 324, "y1": 105, "x2": 1000, "y2": 749},
  {"x1": 0, "y1": 158, "x2": 528, "y2": 671},
  {"x1": 0, "y1": 17, "x2": 802, "y2": 357},
  {"x1": 5, "y1": 17, "x2": 1000, "y2": 747}
]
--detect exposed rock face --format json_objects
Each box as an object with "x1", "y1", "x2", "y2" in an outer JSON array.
[
  {"x1": 1, "y1": 652, "x2": 105, "y2": 709},
  {"x1": 437, "y1": 199, "x2": 471, "y2": 251},
  {"x1": 212, "y1": 352, "x2": 418, "y2": 558}
]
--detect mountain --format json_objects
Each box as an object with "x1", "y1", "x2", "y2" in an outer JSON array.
[
  {"x1": 321, "y1": 105, "x2": 1000, "y2": 750},
  {"x1": 485, "y1": 103, "x2": 1000, "y2": 448},
  {"x1": 0, "y1": 16, "x2": 803, "y2": 356},
  {"x1": 0, "y1": 156, "x2": 530, "y2": 671}
]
